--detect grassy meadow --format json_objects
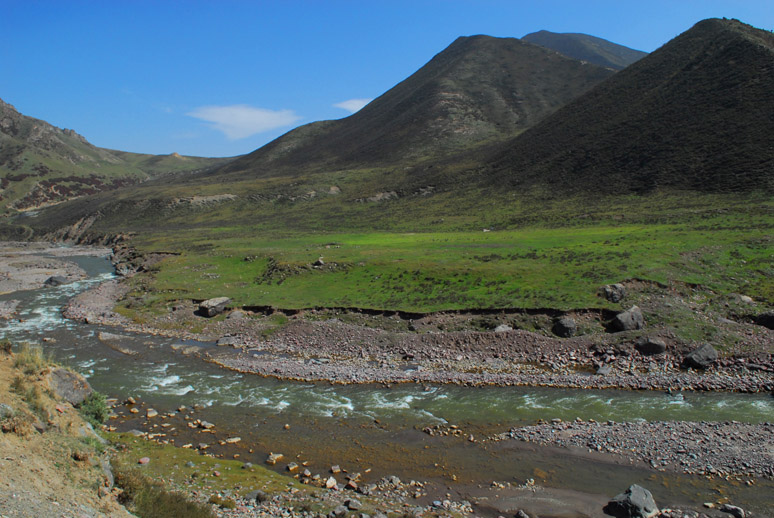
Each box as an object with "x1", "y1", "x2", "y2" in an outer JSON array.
[{"x1": 116, "y1": 193, "x2": 773, "y2": 317}]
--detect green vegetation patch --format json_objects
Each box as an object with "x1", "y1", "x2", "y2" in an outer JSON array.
[{"x1": 122, "y1": 204, "x2": 772, "y2": 315}]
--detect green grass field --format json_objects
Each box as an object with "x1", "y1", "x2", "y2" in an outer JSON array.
[{"x1": 119, "y1": 198, "x2": 772, "y2": 316}]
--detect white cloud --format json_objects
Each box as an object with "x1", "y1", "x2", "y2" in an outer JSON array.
[
  {"x1": 187, "y1": 104, "x2": 301, "y2": 139},
  {"x1": 333, "y1": 98, "x2": 373, "y2": 113}
]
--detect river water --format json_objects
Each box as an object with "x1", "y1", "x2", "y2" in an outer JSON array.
[{"x1": 2, "y1": 253, "x2": 772, "y2": 515}]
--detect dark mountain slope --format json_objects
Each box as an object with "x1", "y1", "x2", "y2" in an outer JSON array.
[
  {"x1": 0, "y1": 98, "x2": 230, "y2": 212},
  {"x1": 487, "y1": 18, "x2": 774, "y2": 194},
  {"x1": 522, "y1": 30, "x2": 647, "y2": 70},
  {"x1": 217, "y1": 35, "x2": 615, "y2": 178}
]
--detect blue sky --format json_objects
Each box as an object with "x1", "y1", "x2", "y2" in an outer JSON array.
[{"x1": 2, "y1": 1, "x2": 772, "y2": 157}]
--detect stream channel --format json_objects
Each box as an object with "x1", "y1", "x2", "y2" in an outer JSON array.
[{"x1": 1, "y1": 252, "x2": 772, "y2": 516}]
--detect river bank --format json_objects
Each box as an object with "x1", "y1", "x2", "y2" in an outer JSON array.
[{"x1": 62, "y1": 272, "x2": 774, "y2": 394}]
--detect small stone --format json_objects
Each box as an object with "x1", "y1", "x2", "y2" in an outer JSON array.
[
  {"x1": 346, "y1": 499, "x2": 362, "y2": 510},
  {"x1": 224, "y1": 436, "x2": 241, "y2": 443},
  {"x1": 266, "y1": 452, "x2": 283, "y2": 465},
  {"x1": 286, "y1": 462, "x2": 299, "y2": 472},
  {"x1": 331, "y1": 464, "x2": 342, "y2": 474},
  {"x1": 146, "y1": 408, "x2": 158, "y2": 418},
  {"x1": 199, "y1": 421, "x2": 215, "y2": 429},
  {"x1": 326, "y1": 476, "x2": 338, "y2": 489},
  {"x1": 138, "y1": 457, "x2": 150, "y2": 465},
  {"x1": 185, "y1": 461, "x2": 195, "y2": 468}
]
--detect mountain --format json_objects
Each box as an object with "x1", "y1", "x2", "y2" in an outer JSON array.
[
  {"x1": 522, "y1": 30, "x2": 647, "y2": 70},
  {"x1": 215, "y1": 35, "x2": 615, "y2": 179},
  {"x1": 0, "y1": 98, "x2": 231, "y2": 212},
  {"x1": 484, "y1": 18, "x2": 774, "y2": 194}
]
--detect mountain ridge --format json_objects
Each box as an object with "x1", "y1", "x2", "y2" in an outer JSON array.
[
  {"x1": 482, "y1": 18, "x2": 774, "y2": 194},
  {"x1": 521, "y1": 30, "x2": 647, "y2": 70},
  {"x1": 0, "y1": 98, "x2": 231, "y2": 212},
  {"x1": 215, "y1": 34, "x2": 615, "y2": 179}
]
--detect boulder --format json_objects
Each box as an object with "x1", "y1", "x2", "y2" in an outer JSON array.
[
  {"x1": 552, "y1": 317, "x2": 577, "y2": 338},
  {"x1": 754, "y1": 311, "x2": 774, "y2": 330},
  {"x1": 198, "y1": 297, "x2": 231, "y2": 317},
  {"x1": 719, "y1": 504, "x2": 746, "y2": 518},
  {"x1": 612, "y1": 306, "x2": 645, "y2": 332},
  {"x1": 603, "y1": 484, "x2": 659, "y2": 518},
  {"x1": 44, "y1": 276, "x2": 69, "y2": 287},
  {"x1": 45, "y1": 368, "x2": 93, "y2": 406},
  {"x1": 325, "y1": 476, "x2": 338, "y2": 489},
  {"x1": 682, "y1": 343, "x2": 718, "y2": 370},
  {"x1": 635, "y1": 337, "x2": 667, "y2": 355},
  {"x1": 494, "y1": 324, "x2": 513, "y2": 333},
  {"x1": 601, "y1": 283, "x2": 626, "y2": 303}
]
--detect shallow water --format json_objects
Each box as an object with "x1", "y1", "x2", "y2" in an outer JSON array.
[{"x1": 1, "y1": 253, "x2": 772, "y2": 514}]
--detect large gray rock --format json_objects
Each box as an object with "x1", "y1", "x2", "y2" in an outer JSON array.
[
  {"x1": 552, "y1": 317, "x2": 577, "y2": 338},
  {"x1": 682, "y1": 343, "x2": 718, "y2": 370},
  {"x1": 635, "y1": 336, "x2": 667, "y2": 355},
  {"x1": 601, "y1": 283, "x2": 626, "y2": 303},
  {"x1": 603, "y1": 484, "x2": 659, "y2": 518},
  {"x1": 45, "y1": 368, "x2": 93, "y2": 406},
  {"x1": 612, "y1": 306, "x2": 645, "y2": 332},
  {"x1": 754, "y1": 311, "x2": 774, "y2": 330},
  {"x1": 44, "y1": 276, "x2": 69, "y2": 287},
  {"x1": 199, "y1": 297, "x2": 231, "y2": 317}
]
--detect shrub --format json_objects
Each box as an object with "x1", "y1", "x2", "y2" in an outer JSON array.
[
  {"x1": 13, "y1": 343, "x2": 51, "y2": 374},
  {"x1": 10, "y1": 375, "x2": 46, "y2": 418},
  {"x1": 115, "y1": 467, "x2": 214, "y2": 518},
  {"x1": 79, "y1": 391, "x2": 109, "y2": 428},
  {"x1": 0, "y1": 340, "x2": 11, "y2": 354}
]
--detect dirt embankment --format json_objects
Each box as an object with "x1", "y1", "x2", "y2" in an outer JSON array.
[{"x1": 0, "y1": 350, "x2": 130, "y2": 517}]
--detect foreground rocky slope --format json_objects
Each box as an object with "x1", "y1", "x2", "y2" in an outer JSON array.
[{"x1": 0, "y1": 348, "x2": 131, "y2": 517}]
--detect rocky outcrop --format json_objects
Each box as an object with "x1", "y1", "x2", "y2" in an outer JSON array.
[{"x1": 45, "y1": 368, "x2": 93, "y2": 406}]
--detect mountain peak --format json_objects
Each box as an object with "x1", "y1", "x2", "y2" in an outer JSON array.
[{"x1": 486, "y1": 18, "x2": 774, "y2": 194}]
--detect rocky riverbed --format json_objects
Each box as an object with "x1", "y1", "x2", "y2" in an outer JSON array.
[
  {"x1": 0, "y1": 240, "x2": 110, "y2": 295},
  {"x1": 63, "y1": 283, "x2": 774, "y2": 393},
  {"x1": 495, "y1": 419, "x2": 774, "y2": 481}
]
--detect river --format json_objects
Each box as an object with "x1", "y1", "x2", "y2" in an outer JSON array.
[{"x1": 1, "y1": 252, "x2": 772, "y2": 515}]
